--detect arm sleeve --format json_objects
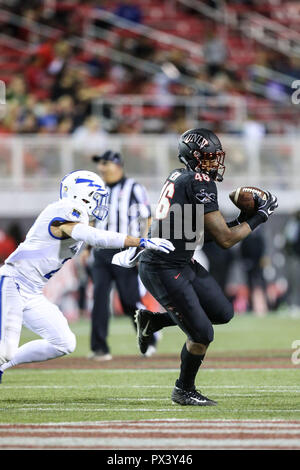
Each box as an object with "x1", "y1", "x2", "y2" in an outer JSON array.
[{"x1": 71, "y1": 223, "x2": 127, "y2": 249}]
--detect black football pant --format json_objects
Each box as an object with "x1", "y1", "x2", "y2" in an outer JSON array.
[
  {"x1": 139, "y1": 260, "x2": 234, "y2": 345},
  {"x1": 91, "y1": 249, "x2": 143, "y2": 354}
]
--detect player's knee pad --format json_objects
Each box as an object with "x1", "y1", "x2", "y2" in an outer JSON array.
[
  {"x1": 220, "y1": 305, "x2": 234, "y2": 324},
  {"x1": 167, "y1": 306, "x2": 214, "y2": 345},
  {"x1": 54, "y1": 332, "x2": 76, "y2": 356},
  {"x1": 191, "y1": 326, "x2": 214, "y2": 346},
  {"x1": 64, "y1": 332, "x2": 76, "y2": 355}
]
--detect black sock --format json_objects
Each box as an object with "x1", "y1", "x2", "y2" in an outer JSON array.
[{"x1": 176, "y1": 343, "x2": 205, "y2": 391}]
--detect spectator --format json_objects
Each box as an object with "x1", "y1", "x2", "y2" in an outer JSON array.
[
  {"x1": 284, "y1": 210, "x2": 300, "y2": 308},
  {"x1": 130, "y1": 37, "x2": 156, "y2": 61},
  {"x1": 71, "y1": 116, "x2": 108, "y2": 157},
  {"x1": 50, "y1": 68, "x2": 79, "y2": 101},
  {"x1": 114, "y1": 0, "x2": 143, "y2": 24},
  {"x1": 47, "y1": 41, "x2": 72, "y2": 77},
  {"x1": 37, "y1": 100, "x2": 58, "y2": 132},
  {"x1": 18, "y1": 112, "x2": 40, "y2": 134},
  {"x1": 56, "y1": 95, "x2": 76, "y2": 127},
  {"x1": 6, "y1": 76, "x2": 28, "y2": 106},
  {"x1": 242, "y1": 115, "x2": 266, "y2": 168},
  {"x1": 1, "y1": 0, "x2": 299, "y2": 136},
  {"x1": 57, "y1": 117, "x2": 74, "y2": 135},
  {"x1": 203, "y1": 31, "x2": 228, "y2": 77},
  {"x1": 35, "y1": 39, "x2": 55, "y2": 69},
  {"x1": 25, "y1": 55, "x2": 51, "y2": 93},
  {"x1": 240, "y1": 229, "x2": 268, "y2": 316},
  {"x1": 85, "y1": 54, "x2": 107, "y2": 79},
  {"x1": 202, "y1": 242, "x2": 235, "y2": 296}
]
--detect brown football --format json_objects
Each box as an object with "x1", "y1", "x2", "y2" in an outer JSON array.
[{"x1": 229, "y1": 186, "x2": 267, "y2": 215}]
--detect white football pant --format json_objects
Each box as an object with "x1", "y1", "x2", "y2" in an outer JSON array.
[{"x1": 0, "y1": 274, "x2": 76, "y2": 368}]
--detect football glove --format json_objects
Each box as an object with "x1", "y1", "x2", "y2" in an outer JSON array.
[
  {"x1": 237, "y1": 211, "x2": 249, "y2": 223},
  {"x1": 139, "y1": 238, "x2": 175, "y2": 254},
  {"x1": 254, "y1": 191, "x2": 278, "y2": 221}
]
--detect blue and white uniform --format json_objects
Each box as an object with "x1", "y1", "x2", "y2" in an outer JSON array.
[
  {"x1": 0, "y1": 168, "x2": 174, "y2": 372},
  {"x1": 2, "y1": 199, "x2": 88, "y2": 293},
  {"x1": 0, "y1": 199, "x2": 89, "y2": 366}
]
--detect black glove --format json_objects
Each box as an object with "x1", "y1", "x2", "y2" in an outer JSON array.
[
  {"x1": 227, "y1": 192, "x2": 278, "y2": 232},
  {"x1": 254, "y1": 191, "x2": 278, "y2": 222},
  {"x1": 237, "y1": 211, "x2": 249, "y2": 223}
]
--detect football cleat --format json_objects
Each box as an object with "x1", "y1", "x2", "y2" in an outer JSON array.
[
  {"x1": 135, "y1": 309, "x2": 157, "y2": 355},
  {"x1": 171, "y1": 386, "x2": 217, "y2": 406}
]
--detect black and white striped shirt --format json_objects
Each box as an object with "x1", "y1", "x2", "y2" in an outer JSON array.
[{"x1": 95, "y1": 177, "x2": 151, "y2": 238}]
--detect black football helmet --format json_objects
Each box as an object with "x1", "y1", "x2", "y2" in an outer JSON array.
[{"x1": 178, "y1": 128, "x2": 225, "y2": 181}]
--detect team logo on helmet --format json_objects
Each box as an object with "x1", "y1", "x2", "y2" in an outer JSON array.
[{"x1": 183, "y1": 133, "x2": 209, "y2": 149}]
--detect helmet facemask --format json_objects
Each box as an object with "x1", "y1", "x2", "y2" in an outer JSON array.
[
  {"x1": 193, "y1": 150, "x2": 226, "y2": 182},
  {"x1": 90, "y1": 190, "x2": 109, "y2": 221}
]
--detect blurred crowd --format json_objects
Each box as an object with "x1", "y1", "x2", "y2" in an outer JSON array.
[{"x1": 0, "y1": 0, "x2": 299, "y2": 136}]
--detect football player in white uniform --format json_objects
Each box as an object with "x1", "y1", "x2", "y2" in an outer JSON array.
[{"x1": 0, "y1": 170, "x2": 174, "y2": 382}]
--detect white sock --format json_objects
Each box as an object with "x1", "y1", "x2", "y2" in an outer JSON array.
[{"x1": 0, "y1": 339, "x2": 64, "y2": 371}]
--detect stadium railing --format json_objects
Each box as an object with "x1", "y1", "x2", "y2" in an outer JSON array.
[{"x1": 0, "y1": 134, "x2": 298, "y2": 217}]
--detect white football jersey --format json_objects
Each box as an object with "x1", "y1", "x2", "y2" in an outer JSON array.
[{"x1": 2, "y1": 199, "x2": 89, "y2": 293}]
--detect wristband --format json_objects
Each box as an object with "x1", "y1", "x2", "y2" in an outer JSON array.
[
  {"x1": 227, "y1": 211, "x2": 249, "y2": 228},
  {"x1": 246, "y1": 213, "x2": 265, "y2": 231}
]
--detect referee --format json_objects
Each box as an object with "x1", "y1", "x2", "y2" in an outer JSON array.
[{"x1": 87, "y1": 150, "x2": 156, "y2": 360}]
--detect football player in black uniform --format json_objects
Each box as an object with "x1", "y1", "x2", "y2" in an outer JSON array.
[{"x1": 136, "y1": 128, "x2": 278, "y2": 406}]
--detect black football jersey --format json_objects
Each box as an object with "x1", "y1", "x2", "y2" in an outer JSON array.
[{"x1": 141, "y1": 168, "x2": 219, "y2": 267}]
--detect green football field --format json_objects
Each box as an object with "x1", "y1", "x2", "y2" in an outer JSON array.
[{"x1": 1, "y1": 312, "x2": 300, "y2": 450}]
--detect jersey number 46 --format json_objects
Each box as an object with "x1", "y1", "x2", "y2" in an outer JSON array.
[{"x1": 155, "y1": 181, "x2": 175, "y2": 219}]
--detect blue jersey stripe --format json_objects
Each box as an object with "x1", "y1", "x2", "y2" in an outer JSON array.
[{"x1": 48, "y1": 217, "x2": 68, "y2": 240}]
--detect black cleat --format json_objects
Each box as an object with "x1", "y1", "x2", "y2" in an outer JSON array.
[
  {"x1": 135, "y1": 309, "x2": 157, "y2": 355},
  {"x1": 171, "y1": 386, "x2": 217, "y2": 406}
]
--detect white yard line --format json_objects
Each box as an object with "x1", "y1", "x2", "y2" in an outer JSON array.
[
  {"x1": 2, "y1": 422, "x2": 300, "y2": 428},
  {"x1": 1, "y1": 427, "x2": 300, "y2": 435},
  {"x1": 9, "y1": 368, "x2": 298, "y2": 374},
  {"x1": 2, "y1": 419, "x2": 300, "y2": 426},
  {"x1": 2, "y1": 407, "x2": 300, "y2": 413},
  {"x1": 1, "y1": 384, "x2": 300, "y2": 390}
]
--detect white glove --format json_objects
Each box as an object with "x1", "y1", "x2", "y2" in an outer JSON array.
[
  {"x1": 139, "y1": 238, "x2": 175, "y2": 254},
  {"x1": 112, "y1": 247, "x2": 144, "y2": 268}
]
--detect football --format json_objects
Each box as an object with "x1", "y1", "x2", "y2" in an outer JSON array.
[{"x1": 229, "y1": 186, "x2": 267, "y2": 215}]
